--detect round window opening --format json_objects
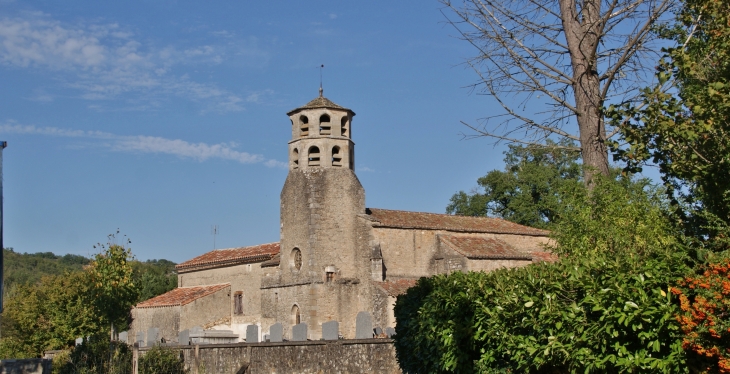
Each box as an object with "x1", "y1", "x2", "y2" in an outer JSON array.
[{"x1": 291, "y1": 248, "x2": 302, "y2": 271}]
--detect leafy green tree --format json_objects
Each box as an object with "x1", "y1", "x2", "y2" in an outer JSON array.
[
  {"x1": 87, "y1": 236, "x2": 138, "y2": 340},
  {"x1": 0, "y1": 272, "x2": 102, "y2": 357},
  {"x1": 446, "y1": 140, "x2": 581, "y2": 229},
  {"x1": 609, "y1": 0, "x2": 730, "y2": 237}
]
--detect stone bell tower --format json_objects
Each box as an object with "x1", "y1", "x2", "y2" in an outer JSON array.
[
  {"x1": 286, "y1": 87, "x2": 355, "y2": 171},
  {"x1": 262, "y1": 90, "x2": 371, "y2": 339}
]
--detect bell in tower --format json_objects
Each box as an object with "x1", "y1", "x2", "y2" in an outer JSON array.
[{"x1": 286, "y1": 90, "x2": 355, "y2": 171}]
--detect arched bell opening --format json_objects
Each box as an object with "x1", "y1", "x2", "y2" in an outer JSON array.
[
  {"x1": 299, "y1": 115, "x2": 309, "y2": 137},
  {"x1": 319, "y1": 114, "x2": 331, "y2": 135},
  {"x1": 332, "y1": 146, "x2": 342, "y2": 167},
  {"x1": 341, "y1": 116, "x2": 349, "y2": 137},
  {"x1": 291, "y1": 148, "x2": 299, "y2": 169},
  {"x1": 308, "y1": 146, "x2": 321, "y2": 166}
]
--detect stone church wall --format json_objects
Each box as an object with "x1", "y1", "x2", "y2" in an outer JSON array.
[
  {"x1": 130, "y1": 305, "x2": 181, "y2": 344},
  {"x1": 180, "y1": 263, "x2": 266, "y2": 324},
  {"x1": 372, "y1": 228, "x2": 550, "y2": 279},
  {"x1": 180, "y1": 285, "x2": 231, "y2": 332}
]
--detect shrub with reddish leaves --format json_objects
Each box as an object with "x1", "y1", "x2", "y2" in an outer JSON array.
[{"x1": 673, "y1": 259, "x2": 730, "y2": 373}]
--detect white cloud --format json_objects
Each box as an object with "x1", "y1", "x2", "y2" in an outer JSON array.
[
  {"x1": 357, "y1": 166, "x2": 375, "y2": 172},
  {"x1": 0, "y1": 17, "x2": 107, "y2": 69},
  {"x1": 0, "y1": 14, "x2": 269, "y2": 112},
  {"x1": 0, "y1": 122, "x2": 285, "y2": 167},
  {"x1": 329, "y1": 14, "x2": 338, "y2": 19}
]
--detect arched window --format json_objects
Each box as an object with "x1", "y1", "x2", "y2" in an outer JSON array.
[
  {"x1": 332, "y1": 146, "x2": 342, "y2": 167},
  {"x1": 291, "y1": 248, "x2": 302, "y2": 270},
  {"x1": 308, "y1": 146, "x2": 320, "y2": 166},
  {"x1": 292, "y1": 305, "x2": 301, "y2": 325},
  {"x1": 341, "y1": 116, "x2": 348, "y2": 137},
  {"x1": 291, "y1": 148, "x2": 299, "y2": 169},
  {"x1": 299, "y1": 115, "x2": 309, "y2": 137},
  {"x1": 319, "y1": 114, "x2": 331, "y2": 135}
]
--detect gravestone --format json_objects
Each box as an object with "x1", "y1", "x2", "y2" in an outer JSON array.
[
  {"x1": 322, "y1": 321, "x2": 339, "y2": 341},
  {"x1": 269, "y1": 323, "x2": 283, "y2": 343},
  {"x1": 75, "y1": 337, "x2": 83, "y2": 346},
  {"x1": 118, "y1": 331, "x2": 128, "y2": 343},
  {"x1": 178, "y1": 329, "x2": 190, "y2": 346},
  {"x1": 385, "y1": 327, "x2": 396, "y2": 338},
  {"x1": 374, "y1": 326, "x2": 383, "y2": 336},
  {"x1": 263, "y1": 334, "x2": 270, "y2": 342},
  {"x1": 246, "y1": 325, "x2": 259, "y2": 343},
  {"x1": 135, "y1": 331, "x2": 145, "y2": 346},
  {"x1": 355, "y1": 311, "x2": 373, "y2": 339},
  {"x1": 291, "y1": 323, "x2": 307, "y2": 341},
  {"x1": 146, "y1": 327, "x2": 159, "y2": 347}
]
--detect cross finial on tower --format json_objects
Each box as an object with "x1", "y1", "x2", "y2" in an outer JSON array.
[{"x1": 319, "y1": 64, "x2": 324, "y2": 97}]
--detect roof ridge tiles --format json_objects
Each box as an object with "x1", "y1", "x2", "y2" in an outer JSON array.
[{"x1": 176, "y1": 242, "x2": 280, "y2": 272}]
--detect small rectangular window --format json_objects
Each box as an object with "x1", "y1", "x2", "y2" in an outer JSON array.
[
  {"x1": 234, "y1": 292, "x2": 243, "y2": 315},
  {"x1": 326, "y1": 271, "x2": 335, "y2": 283}
]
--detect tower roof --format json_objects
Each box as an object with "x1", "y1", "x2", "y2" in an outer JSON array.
[{"x1": 287, "y1": 95, "x2": 355, "y2": 116}]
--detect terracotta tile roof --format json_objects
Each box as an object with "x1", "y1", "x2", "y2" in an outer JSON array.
[
  {"x1": 374, "y1": 279, "x2": 419, "y2": 297},
  {"x1": 366, "y1": 208, "x2": 549, "y2": 236},
  {"x1": 287, "y1": 95, "x2": 354, "y2": 116},
  {"x1": 261, "y1": 253, "x2": 280, "y2": 268},
  {"x1": 529, "y1": 251, "x2": 559, "y2": 263},
  {"x1": 136, "y1": 284, "x2": 230, "y2": 308},
  {"x1": 440, "y1": 235, "x2": 532, "y2": 260},
  {"x1": 176, "y1": 243, "x2": 280, "y2": 272}
]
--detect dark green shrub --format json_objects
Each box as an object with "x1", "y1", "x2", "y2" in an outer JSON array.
[
  {"x1": 139, "y1": 346, "x2": 186, "y2": 374},
  {"x1": 54, "y1": 334, "x2": 132, "y2": 374},
  {"x1": 395, "y1": 178, "x2": 692, "y2": 373}
]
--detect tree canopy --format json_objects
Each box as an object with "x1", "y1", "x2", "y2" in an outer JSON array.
[
  {"x1": 609, "y1": 0, "x2": 730, "y2": 236},
  {"x1": 446, "y1": 140, "x2": 581, "y2": 229}
]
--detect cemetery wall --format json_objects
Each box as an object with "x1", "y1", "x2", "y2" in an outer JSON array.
[
  {"x1": 139, "y1": 339, "x2": 401, "y2": 374},
  {"x1": 0, "y1": 358, "x2": 51, "y2": 374}
]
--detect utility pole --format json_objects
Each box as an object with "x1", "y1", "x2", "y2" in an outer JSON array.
[{"x1": 0, "y1": 141, "x2": 7, "y2": 314}]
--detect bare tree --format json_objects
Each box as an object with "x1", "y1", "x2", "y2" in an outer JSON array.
[{"x1": 441, "y1": 0, "x2": 673, "y2": 184}]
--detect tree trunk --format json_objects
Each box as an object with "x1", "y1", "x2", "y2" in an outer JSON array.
[{"x1": 559, "y1": 0, "x2": 611, "y2": 187}]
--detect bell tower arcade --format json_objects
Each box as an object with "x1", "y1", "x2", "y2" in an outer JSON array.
[{"x1": 286, "y1": 88, "x2": 355, "y2": 171}]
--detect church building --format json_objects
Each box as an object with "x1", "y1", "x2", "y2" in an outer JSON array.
[{"x1": 130, "y1": 92, "x2": 552, "y2": 342}]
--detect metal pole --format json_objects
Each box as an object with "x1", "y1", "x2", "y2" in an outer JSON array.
[{"x1": 0, "y1": 141, "x2": 7, "y2": 314}]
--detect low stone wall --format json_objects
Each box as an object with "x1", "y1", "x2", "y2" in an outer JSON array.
[
  {"x1": 138, "y1": 339, "x2": 401, "y2": 374},
  {"x1": 0, "y1": 359, "x2": 51, "y2": 374}
]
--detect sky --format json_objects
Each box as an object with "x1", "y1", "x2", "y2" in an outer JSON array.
[{"x1": 0, "y1": 1, "x2": 581, "y2": 262}]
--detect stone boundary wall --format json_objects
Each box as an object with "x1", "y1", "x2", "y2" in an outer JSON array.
[
  {"x1": 137, "y1": 339, "x2": 401, "y2": 374},
  {"x1": 0, "y1": 358, "x2": 51, "y2": 374}
]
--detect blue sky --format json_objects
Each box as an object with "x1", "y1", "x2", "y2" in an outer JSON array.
[{"x1": 0, "y1": 1, "x2": 548, "y2": 261}]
